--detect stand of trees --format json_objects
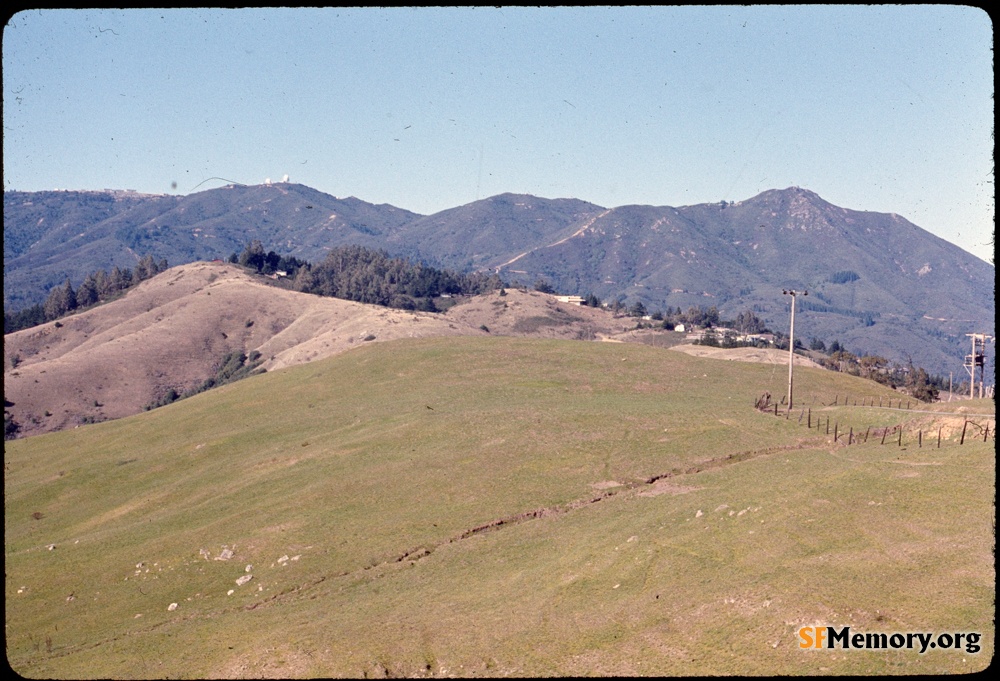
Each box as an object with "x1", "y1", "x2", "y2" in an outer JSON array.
[
  {"x1": 233, "y1": 241, "x2": 504, "y2": 311},
  {"x1": 4, "y1": 254, "x2": 168, "y2": 334},
  {"x1": 228, "y1": 240, "x2": 308, "y2": 277},
  {"x1": 810, "y1": 342, "x2": 943, "y2": 401}
]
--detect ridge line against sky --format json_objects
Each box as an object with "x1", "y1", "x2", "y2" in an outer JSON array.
[{"x1": 2, "y1": 6, "x2": 994, "y2": 262}]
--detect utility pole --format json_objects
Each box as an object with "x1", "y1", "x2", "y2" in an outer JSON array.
[
  {"x1": 783, "y1": 289, "x2": 807, "y2": 411},
  {"x1": 964, "y1": 333, "x2": 994, "y2": 399}
]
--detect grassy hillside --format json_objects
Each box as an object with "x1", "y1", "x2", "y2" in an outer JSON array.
[
  {"x1": 5, "y1": 336, "x2": 994, "y2": 677},
  {"x1": 4, "y1": 261, "x2": 492, "y2": 438}
]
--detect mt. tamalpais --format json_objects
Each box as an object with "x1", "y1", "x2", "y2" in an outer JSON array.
[{"x1": 3, "y1": 184, "x2": 994, "y2": 377}]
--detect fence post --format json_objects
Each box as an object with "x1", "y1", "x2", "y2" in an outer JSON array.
[
  {"x1": 898, "y1": 426, "x2": 902, "y2": 447},
  {"x1": 937, "y1": 427, "x2": 941, "y2": 448},
  {"x1": 881, "y1": 428, "x2": 888, "y2": 445},
  {"x1": 864, "y1": 426, "x2": 870, "y2": 443},
  {"x1": 849, "y1": 427, "x2": 853, "y2": 444},
  {"x1": 918, "y1": 430, "x2": 922, "y2": 448},
  {"x1": 960, "y1": 421, "x2": 968, "y2": 445},
  {"x1": 826, "y1": 417, "x2": 830, "y2": 435},
  {"x1": 808, "y1": 409, "x2": 812, "y2": 429},
  {"x1": 834, "y1": 423, "x2": 838, "y2": 442},
  {"x1": 985, "y1": 423, "x2": 990, "y2": 442}
]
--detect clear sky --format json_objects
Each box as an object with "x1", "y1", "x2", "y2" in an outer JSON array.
[{"x1": 3, "y1": 6, "x2": 994, "y2": 262}]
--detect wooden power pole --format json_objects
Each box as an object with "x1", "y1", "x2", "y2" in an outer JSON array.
[{"x1": 783, "y1": 289, "x2": 807, "y2": 411}]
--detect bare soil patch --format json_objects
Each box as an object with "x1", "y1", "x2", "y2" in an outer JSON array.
[
  {"x1": 669, "y1": 343, "x2": 824, "y2": 368},
  {"x1": 638, "y1": 480, "x2": 702, "y2": 497}
]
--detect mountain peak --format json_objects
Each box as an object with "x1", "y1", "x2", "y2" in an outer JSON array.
[{"x1": 749, "y1": 186, "x2": 825, "y2": 203}]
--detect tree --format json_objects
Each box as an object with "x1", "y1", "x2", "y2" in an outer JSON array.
[
  {"x1": 107, "y1": 266, "x2": 130, "y2": 296},
  {"x1": 705, "y1": 306, "x2": 720, "y2": 327},
  {"x1": 75, "y1": 274, "x2": 100, "y2": 308},
  {"x1": 89, "y1": 269, "x2": 109, "y2": 299},
  {"x1": 697, "y1": 328, "x2": 720, "y2": 346},
  {"x1": 858, "y1": 354, "x2": 889, "y2": 381},
  {"x1": 415, "y1": 297, "x2": 438, "y2": 313},
  {"x1": 906, "y1": 364, "x2": 939, "y2": 402},
  {"x1": 682, "y1": 306, "x2": 705, "y2": 326},
  {"x1": 825, "y1": 349, "x2": 859, "y2": 375},
  {"x1": 43, "y1": 279, "x2": 76, "y2": 320},
  {"x1": 4, "y1": 305, "x2": 46, "y2": 333},
  {"x1": 533, "y1": 279, "x2": 555, "y2": 294},
  {"x1": 238, "y1": 240, "x2": 266, "y2": 271},
  {"x1": 734, "y1": 310, "x2": 767, "y2": 334},
  {"x1": 262, "y1": 250, "x2": 281, "y2": 275}
]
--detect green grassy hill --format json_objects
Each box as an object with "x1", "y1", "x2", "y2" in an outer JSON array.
[{"x1": 5, "y1": 337, "x2": 994, "y2": 677}]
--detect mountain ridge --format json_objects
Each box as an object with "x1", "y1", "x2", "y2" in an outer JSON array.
[{"x1": 4, "y1": 184, "x2": 993, "y2": 376}]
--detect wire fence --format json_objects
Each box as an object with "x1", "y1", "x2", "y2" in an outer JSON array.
[{"x1": 754, "y1": 391, "x2": 995, "y2": 448}]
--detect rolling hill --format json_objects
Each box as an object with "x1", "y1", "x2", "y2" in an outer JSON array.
[
  {"x1": 4, "y1": 184, "x2": 994, "y2": 376},
  {"x1": 3, "y1": 261, "x2": 643, "y2": 438},
  {"x1": 5, "y1": 335, "x2": 994, "y2": 677}
]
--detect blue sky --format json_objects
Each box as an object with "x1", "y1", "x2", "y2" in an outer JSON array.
[{"x1": 3, "y1": 6, "x2": 994, "y2": 262}]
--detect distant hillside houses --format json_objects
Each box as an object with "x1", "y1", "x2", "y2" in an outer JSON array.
[{"x1": 688, "y1": 327, "x2": 775, "y2": 345}]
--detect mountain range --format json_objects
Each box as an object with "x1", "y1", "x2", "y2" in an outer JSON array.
[{"x1": 4, "y1": 184, "x2": 994, "y2": 376}]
